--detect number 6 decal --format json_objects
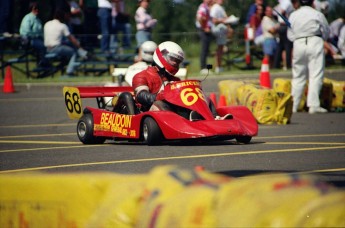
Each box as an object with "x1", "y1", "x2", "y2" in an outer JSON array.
[
  {"x1": 63, "y1": 87, "x2": 83, "y2": 119},
  {"x1": 180, "y1": 88, "x2": 206, "y2": 106}
]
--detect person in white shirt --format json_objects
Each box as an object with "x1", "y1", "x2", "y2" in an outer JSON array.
[
  {"x1": 261, "y1": 6, "x2": 280, "y2": 68},
  {"x1": 44, "y1": 9, "x2": 87, "y2": 77},
  {"x1": 210, "y1": 0, "x2": 233, "y2": 74},
  {"x1": 287, "y1": 0, "x2": 330, "y2": 114}
]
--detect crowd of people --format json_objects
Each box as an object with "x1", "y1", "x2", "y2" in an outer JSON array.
[
  {"x1": 1, "y1": 0, "x2": 341, "y2": 116},
  {"x1": 196, "y1": 0, "x2": 344, "y2": 74},
  {"x1": 14, "y1": 0, "x2": 157, "y2": 76}
]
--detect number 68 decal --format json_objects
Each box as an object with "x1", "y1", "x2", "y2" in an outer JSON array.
[
  {"x1": 180, "y1": 87, "x2": 206, "y2": 106},
  {"x1": 63, "y1": 87, "x2": 83, "y2": 119}
]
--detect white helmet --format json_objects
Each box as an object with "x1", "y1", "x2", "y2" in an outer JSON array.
[
  {"x1": 141, "y1": 41, "x2": 157, "y2": 62},
  {"x1": 153, "y1": 41, "x2": 185, "y2": 76}
]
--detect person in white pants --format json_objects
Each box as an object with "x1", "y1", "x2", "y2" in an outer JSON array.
[{"x1": 287, "y1": 0, "x2": 330, "y2": 114}]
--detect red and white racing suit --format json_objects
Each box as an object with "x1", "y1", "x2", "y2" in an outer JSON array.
[{"x1": 132, "y1": 66, "x2": 180, "y2": 110}]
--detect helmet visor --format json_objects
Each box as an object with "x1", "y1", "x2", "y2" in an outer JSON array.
[{"x1": 166, "y1": 54, "x2": 183, "y2": 68}]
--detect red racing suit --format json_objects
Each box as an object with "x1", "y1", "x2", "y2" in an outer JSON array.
[{"x1": 132, "y1": 66, "x2": 180, "y2": 109}]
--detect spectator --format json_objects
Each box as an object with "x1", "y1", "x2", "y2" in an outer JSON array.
[
  {"x1": 196, "y1": 0, "x2": 213, "y2": 74},
  {"x1": 273, "y1": 0, "x2": 294, "y2": 70},
  {"x1": 135, "y1": 0, "x2": 157, "y2": 60},
  {"x1": 79, "y1": 0, "x2": 98, "y2": 47},
  {"x1": 328, "y1": 17, "x2": 345, "y2": 48},
  {"x1": 44, "y1": 9, "x2": 87, "y2": 77},
  {"x1": 246, "y1": 0, "x2": 264, "y2": 25},
  {"x1": 287, "y1": 0, "x2": 330, "y2": 114},
  {"x1": 19, "y1": 2, "x2": 47, "y2": 67},
  {"x1": 68, "y1": 0, "x2": 84, "y2": 35},
  {"x1": 97, "y1": 0, "x2": 112, "y2": 57},
  {"x1": 249, "y1": 4, "x2": 265, "y2": 46},
  {"x1": 111, "y1": 0, "x2": 131, "y2": 50},
  {"x1": 261, "y1": 6, "x2": 280, "y2": 68},
  {"x1": 210, "y1": 0, "x2": 234, "y2": 74},
  {"x1": 0, "y1": 0, "x2": 11, "y2": 34}
]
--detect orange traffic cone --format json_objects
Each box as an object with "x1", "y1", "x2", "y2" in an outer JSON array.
[
  {"x1": 209, "y1": 93, "x2": 217, "y2": 108},
  {"x1": 194, "y1": 165, "x2": 205, "y2": 172},
  {"x1": 3, "y1": 66, "x2": 15, "y2": 93},
  {"x1": 218, "y1": 95, "x2": 227, "y2": 107},
  {"x1": 259, "y1": 57, "x2": 271, "y2": 88}
]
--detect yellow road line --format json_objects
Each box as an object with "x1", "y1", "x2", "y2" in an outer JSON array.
[
  {"x1": 0, "y1": 133, "x2": 75, "y2": 139},
  {"x1": 0, "y1": 97, "x2": 61, "y2": 102},
  {"x1": 1, "y1": 145, "x2": 345, "y2": 173},
  {"x1": 0, "y1": 144, "x2": 107, "y2": 153},
  {"x1": 256, "y1": 133, "x2": 345, "y2": 139},
  {"x1": 265, "y1": 142, "x2": 345, "y2": 145},
  {"x1": 0, "y1": 140, "x2": 80, "y2": 145},
  {"x1": 0, "y1": 123, "x2": 75, "y2": 128}
]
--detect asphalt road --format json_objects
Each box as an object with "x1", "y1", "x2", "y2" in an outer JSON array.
[{"x1": 0, "y1": 70, "x2": 344, "y2": 188}]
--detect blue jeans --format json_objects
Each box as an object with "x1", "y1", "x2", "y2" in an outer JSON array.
[
  {"x1": 136, "y1": 30, "x2": 152, "y2": 48},
  {"x1": 48, "y1": 45, "x2": 77, "y2": 74},
  {"x1": 97, "y1": 8, "x2": 112, "y2": 53},
  {"x1": 112, "y1": 18, "x2": 131, "y2": 48}
]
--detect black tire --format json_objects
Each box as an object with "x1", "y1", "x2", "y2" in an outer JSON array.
[
  {"x1": 142, "y1": 117, "x2": 163, "y2": 145},
  {"x1": 77, "y1": 113, "x2": 106, "y2": 144},
  {"x1": 236, "y1": 136, "x2": 252, "y2": 144}
]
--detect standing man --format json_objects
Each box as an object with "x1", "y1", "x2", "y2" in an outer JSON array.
[
  {"x1": 196, "y1": 0, "x2": 213, "y2": 74},
  {"x1": 287, "y1": 0, "x2": 330, "y2": 114},
  {"x1": 97, "y1": 0, "x2": 113, "y2": 58}
]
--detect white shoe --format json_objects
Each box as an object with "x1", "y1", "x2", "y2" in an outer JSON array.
[
  {"x1": 309, "y1": 106, "x2": 328, "y2": 114},
  {"x1": 215, "y1": 67, "x2": 224, "y2": 74},
  {"x1": 215, "y1": 114, "x2": 233, "y2": 120},
  {"x1": 200, "y1": 69, "x2": 209, "y2": 75}
]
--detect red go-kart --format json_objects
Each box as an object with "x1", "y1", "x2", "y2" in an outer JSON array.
[{"x1": 63, "y1": 80, "x2": 258, "y2": 145}]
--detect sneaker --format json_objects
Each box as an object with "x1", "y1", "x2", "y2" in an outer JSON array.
[
  {"x1": 215, "y1": 114, "x2": 233, "y2": 120},
  {"x1": 189, "y1": 111, "x2": 203, "y2": 121},
  {"x1": 308, "y1": 106, "x2": 328, "y2": 114},
  {"x1": 200, "y1": 69, "x2": 209, "y2": 75},
  {"x1": 215, "y1": 67, "x2": 224, "y2": 74}
]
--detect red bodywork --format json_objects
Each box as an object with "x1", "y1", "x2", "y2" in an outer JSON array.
[{"x1": 68, "y1": 80, "x2": 258, "y2": 142}]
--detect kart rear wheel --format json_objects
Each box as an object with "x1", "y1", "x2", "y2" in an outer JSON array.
[
  {"x1": 77, "y1": 114, "x2": 106, "y2": 144},
  {"x1": 142, "y1": 117, "x2": 163, "y2": 145},
  {"x1": 236, "y1": 136, "x2": 252, "y2": 144}
]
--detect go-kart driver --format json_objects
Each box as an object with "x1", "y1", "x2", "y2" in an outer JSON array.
[
  {"x1": 132, "y1": 41, "x2": 231, "y2": 120},
  {"x1": 113, "y1": 40, "x2": 231, "y2": 120},
  {"x1": 132, "y1": 41, "x2": 184, "y2": 112}
]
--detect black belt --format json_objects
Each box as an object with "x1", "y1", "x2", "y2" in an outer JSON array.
[{"x1": 296, "y1": 35, "x2": 322, "y2": 44}]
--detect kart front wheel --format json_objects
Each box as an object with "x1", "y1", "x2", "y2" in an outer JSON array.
[
  {"x1": 142, "y1": 117, "x2": 163, "y2": 145},
  {"x1": 236, "y1": 136, "x2": 252, "y2": 144},
  {"x1": 77, "y1": 114, "x2": 106, "y2": 144}
]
